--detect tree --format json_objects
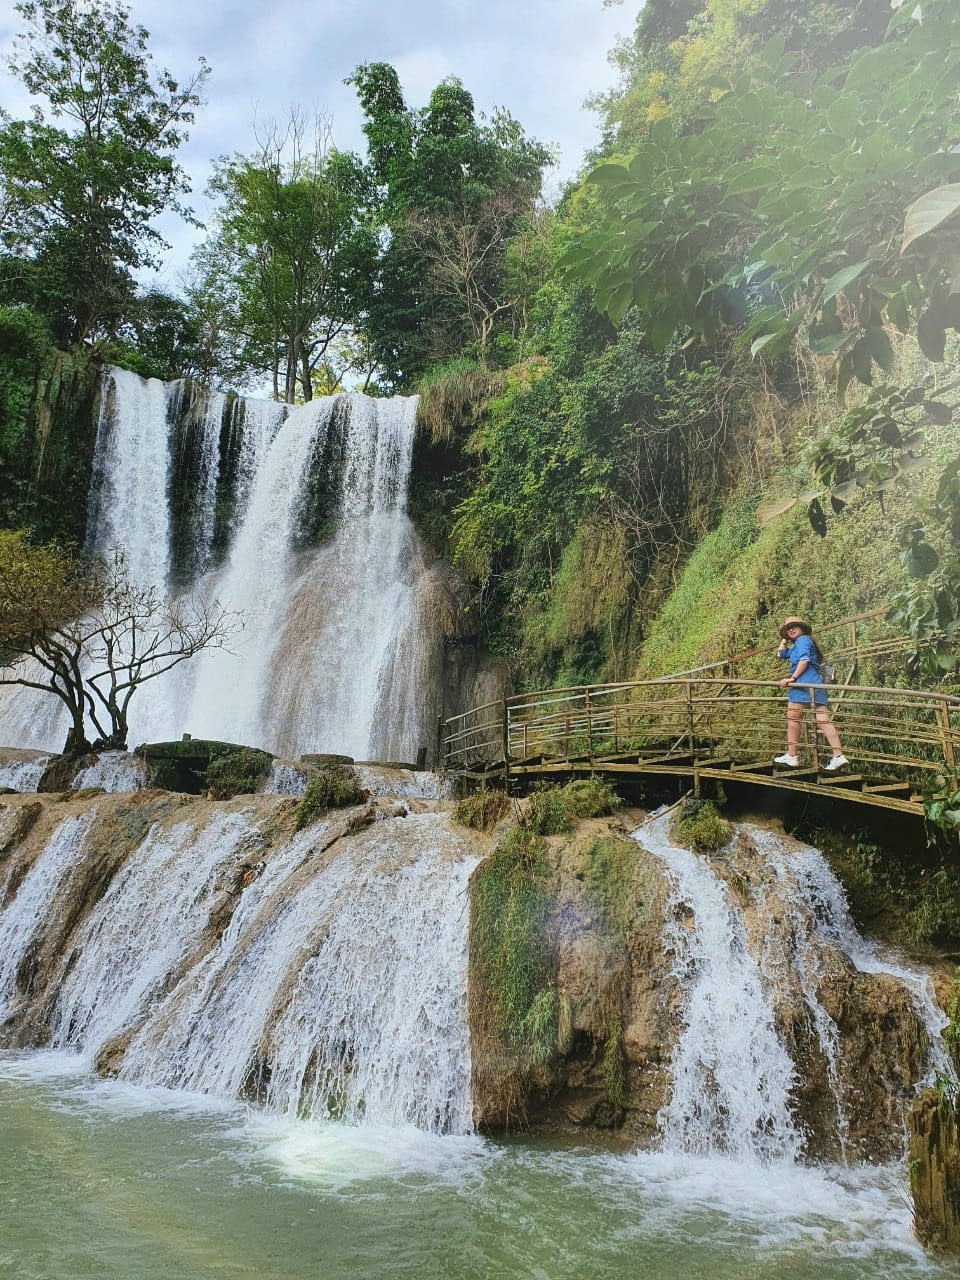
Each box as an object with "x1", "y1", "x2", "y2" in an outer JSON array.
[
  {"x1": 0, "y1": 534, "x2": 237, "y2": 753},
  {"x1": 190, "y1": 113, "x2": 377, "y2": 401},
  {"x1": 0, "y1": 0, "x2": 208, "y2": 345},
  {"x1": 348, "y1": 64, "x2": 552, "y2": 384}
]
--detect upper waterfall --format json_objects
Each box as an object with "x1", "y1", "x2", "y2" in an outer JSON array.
[{"x1": 2, "y1": 368, "x2": 445, "y2": 763}]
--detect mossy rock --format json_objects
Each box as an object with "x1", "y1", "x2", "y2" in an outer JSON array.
[{"x1": 205, "y1": 748, "x2": 273, "y2": 800}]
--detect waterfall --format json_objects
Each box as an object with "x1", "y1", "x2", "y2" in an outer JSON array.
[
  {"x1": 0, "y1": 370, "x2": 444, "y2": 763},
  {"x1": 637, "y1": 817, "x2": 802, "y2": 1163},
  {"x1": 0, "y1": 813, "x2": 95, "y2": 1009},
  {"x1": 636, "y1": 814, "x2": 947, "y2": 1165},
  {"x1": 70, "y1": 751, "x2": 147, "y2": 793},
  {"x1": 0, "y1": 755, "x2": 51, "y2": 793},
  {"x1": 49, "y1": 811, "x2": 257, "y2": 1050},
  {"x1": 770, "y1": 834, "x2": 952, "y2": 1079},
  {"x1": 180, "y1": 397, "x2": 338, "y2": 747},
  {"x1": 86, "y1": 367, "x2": 173, "y2": 589},
  {"x1": 120, "y1": 814, "x2": 476, "y2": 1133},
  {"x1": 2, "y1": 799, "x2": 477, "y2": 1136}
]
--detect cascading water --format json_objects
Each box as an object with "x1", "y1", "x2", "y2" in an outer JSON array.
[
  {"x1": 48, "y1": 811, "x2": 256, "y2": 1050},
  {"x1": 0, "y1": 754, "x2": 51, "y2": 793},
  {"x1": 0, "y1": 798, "x2": 477, "y2": 1137},
  {"x1": 771, "y1": 832, "x2": 952, "y2": 1079},
  {"x1": 636, "y1": 814, "x2": 947, "y2": 1166},
  {"x1": 637, "y1": 817, "x2": 802, "y2": 1163},
  {"x1": 0, "y1": 369, "x2": 446, "y2": 763},
  {"x1": 70, "y1": 751, "x2": 146, "y2": 793},
  {"x1": 0, "y1": 813, "x2": 95, "y2": 1008},
  {"x1": 86, "y1": 366, "x2": 173, "y2": 589}
]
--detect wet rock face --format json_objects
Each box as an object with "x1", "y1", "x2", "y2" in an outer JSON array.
[
  {"x1": 909, "y1": 1088, "x2": 960, "y2": 1253},
  {"x1": 469, "y1": 816, "x2": 940, "y2": 1163}
]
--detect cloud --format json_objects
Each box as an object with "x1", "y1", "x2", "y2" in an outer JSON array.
[{"x1": 0, "y1": 0, "x2": 630, "y2": 280}]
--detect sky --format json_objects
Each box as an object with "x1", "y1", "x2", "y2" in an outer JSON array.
[{"x1": 0, "y1": 0, "x2": 633, "y2": 290}]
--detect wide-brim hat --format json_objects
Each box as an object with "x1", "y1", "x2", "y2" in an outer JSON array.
[{"x1": 779, "y1": 616, "x2": 810, "y2": 639}]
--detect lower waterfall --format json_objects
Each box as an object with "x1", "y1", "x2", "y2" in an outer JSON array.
[
  {"x1": 635, "y1": 814, "x2": 946, "y2": 1167},
  {"x1": 0, "y1": 799, "x2": 478, "y2": 1135},
  {"x1": 639, "y1": 819, "x2": 802, "y2": 1163},
  {"x1": 0, "y1": 795, "x2": 956, "y2": 1277}
]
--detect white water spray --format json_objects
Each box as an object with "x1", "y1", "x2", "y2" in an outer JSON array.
[{"x1": 636, "y1": 816, "x2": 802, "y2": 1163}]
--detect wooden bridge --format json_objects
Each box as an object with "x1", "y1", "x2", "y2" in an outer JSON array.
[{"x1": 441, "y1": 673, "x2": 960, "y2": 817}]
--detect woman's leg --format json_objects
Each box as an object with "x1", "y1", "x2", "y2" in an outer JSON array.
[
  {"x1": 815, "y1": 707, "x2": 843, "y2": 755},
  {"x1": 786, "y1": 704, "x2": 803, "y2": 753}
]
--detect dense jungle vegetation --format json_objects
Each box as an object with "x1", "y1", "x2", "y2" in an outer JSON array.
[{"x1": 2, "y1": 1, "x2": 960, "y2": 812}]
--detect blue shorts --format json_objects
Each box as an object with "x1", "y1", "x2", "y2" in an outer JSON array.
[{"x1": 787, "y1": 686, "x2": 828, "y2": 707}]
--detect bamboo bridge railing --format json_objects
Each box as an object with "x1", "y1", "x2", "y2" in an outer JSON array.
[{"x1": 441, "y1": 676, "x2": 960, "y2": 815}]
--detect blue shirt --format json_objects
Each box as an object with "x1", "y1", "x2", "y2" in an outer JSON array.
[{"x1": 779, "y1": 634, "x2": 827, "y2": 704}]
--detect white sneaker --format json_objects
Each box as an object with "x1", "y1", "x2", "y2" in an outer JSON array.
[
  {"x1": 773, "y1": 753, "x2": 799, "y2": 767},
  {"x1": 823, "y1": 755, "x2": 849, "y2": 771}
]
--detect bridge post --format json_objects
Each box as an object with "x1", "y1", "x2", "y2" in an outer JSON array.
[
  {"x1": 938, "y1": 703, "x2": 956, "y2": 771},
  {"x1": 435, "y1": 715, "x2": 444, "y2": 771},
  {"x1": 585, "y1": 688, "x2": 594, "y2": 765},
  {"x1": 686, "y1": 681, "x2": 700, "y2": 798},
  {"x1": 501, "y1": 700, "x2": 511, "y2": 787}
]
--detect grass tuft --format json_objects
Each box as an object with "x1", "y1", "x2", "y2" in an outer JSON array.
[
  {"x1": 205, "y1": 748, "x2": 272, "y2": 800},
  {"x1": 454, "y1": 788, "x2": 511, "y2": 831},
  {"x1": 672, "y1": 798, "x2": 731, "y2": 852},
  {"x1": 294, "y1": 765, "x2": 366, "y2": 830}
]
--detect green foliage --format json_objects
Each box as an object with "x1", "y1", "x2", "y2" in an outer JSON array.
[
  {"x1": 453, "y1": 788, "x2": 511, "y2": 831},
  {"x1": 0, "y1": 0, "x2": 208, "y2": 344},
  {"x1": 577, "y1": 3, "x2": 960, "y2": 366},
  {"x1": 294, "y1": 765, "x2": 366, "y2": 830},
  {"x1": 415, "y1": 358, "x2": 503, "y2": 442},
  {"x1": 581, "y1": 835, "x2": 638, "y2": 940},
  {"x1": 526, "y1": 778, "x2": 622, "y2": 837},
  {"x1": 922, "y1": 770, "x2": 960, "y2": 837},
  {"x1": 672, "y1": 798, "x2": 731, "y2": 852},
  {"x1": 525, "y1": 786, "x2": 571, "y2": 836},
  {"x1": 205, "y1": 748, "x2": 272, "y2": 800},
  {"x1": 191, "y1": 126, "x2": 377, "y2": 400},
  {"x1": 558, "y1": 777, "x2": 621, "y2": 819},
  {"x1": 348, "y1": 62, "x2": 551, "y2": 386},
  {"x1": 813, "y1": 825, "x2": 960, "y2": 951},
  {"x1": 469, "y1": 825, "x2": 555, "y2": 1062},
  {"x1": 943, "y1": 969, "x2": 960, "y2": 1076}
]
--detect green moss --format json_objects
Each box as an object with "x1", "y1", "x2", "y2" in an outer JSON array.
[
  {"x1": 582, "y1": 835, "x2": 639, "y2": 939},
  {"x1": 560, "y1": 777, "x2": 621, "y2": 819},
  {"x1": 470, "y1": 825, "x2": 555, "y2": 1063},
  {"x1": 294, "y1": 765, "x2": 366, "y2": 830},
  {"x1": 205, "y1": 748, "x2": 272, "y2": 800},
  {"x1": 454, "y1": 788, "x2": 511, "y2": 831},
  {"x1": 672, "y1": 798, "x2": 731, "y2": 852},
  {"x1": 68, "y1": 786, "x2": 105, "y2": 800}
]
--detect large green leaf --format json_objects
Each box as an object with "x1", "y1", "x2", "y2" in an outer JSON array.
[
  {"x1": 586, "y1": 163, "x2": 633, "y2": 188},
  {"x1": 902, "y1": 184, "x2": 960, "y2": 253},
  {"x1": 820, "y1": 259, "x2": 874, "y2": 304}
]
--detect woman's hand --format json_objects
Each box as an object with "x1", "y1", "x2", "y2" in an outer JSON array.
[{"x1": 779, "y1": 677, "x2": 793, "y2": 687}]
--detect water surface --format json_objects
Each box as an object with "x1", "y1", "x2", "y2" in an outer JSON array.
[{"x1": 1, "y1": 1053, "x2": 956, "y2": 1280}]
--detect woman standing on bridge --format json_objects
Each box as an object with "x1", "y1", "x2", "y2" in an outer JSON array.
[{"x1": 774, "y1": 617, "x2": 848, "y2": 771}]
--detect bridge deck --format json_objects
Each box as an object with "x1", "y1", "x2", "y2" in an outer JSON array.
[{"x1": 442, "y1": 676, "x2": 960, "y2": 817}]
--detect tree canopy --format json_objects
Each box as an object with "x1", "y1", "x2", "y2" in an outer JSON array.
[{"x1": 0, "y1": 0, "x2": 207, "y2": 349}]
